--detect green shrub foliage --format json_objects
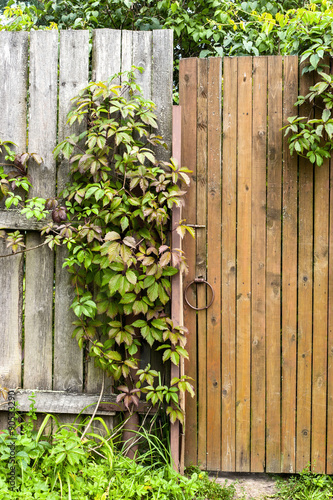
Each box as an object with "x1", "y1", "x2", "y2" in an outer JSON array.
[{"x1": 0, "y1": 402, "x2": 236, "y2": 498}]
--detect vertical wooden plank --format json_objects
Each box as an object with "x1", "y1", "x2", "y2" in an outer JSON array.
[
  {"x1": 152, "y1": 30, "x2": 173, "y2": 162},
  {"x1": 0, "y1": 241, "x2": 23, "y2": 429},
  {"x1": 206, "y1": 57, "x2": 222, "y2": 471},
  {"x1": 328, "y1": 68, "x2": 333, "y2": 469},
  {"x1": 24, "y1": 31, "x2": 58, "y2": 392},
  {"x1": 311, "y1": 67, "x2": 330, "y2": 474},
  {"x1": 296, "y1": 64, "x2": 314, "y2": 473},
  {"x1": 0, "y1": 32, "x2": 28, "y2": 148},
  {"x1": 266, "y1": 55, "x2": 283, "y2": 473},
  {"x1": 92, "y1": 29, "x2": 121, "y2": 82},
  {"x1": 54, "y1": 31, "x2": 89, "y2": 399},
  {"x1": 179, "y1": 58, "x2": 198, "y2": 467},
  {"x1": 251, "y1": 56, "x2": 267, "y2": 472},
  {"x1": 236, "y1": 56, "x2": 252, "y2": 472},
  {"x1": 281, "y1": 55, "x2": 298, "y2": 473},
  {"x1": 196, "y1": 58, "x2": 208, "y2": 469},
  {"x1": 121, "y1": 30, "x2": 133, "y2": 75},
  {"x1": 0, "y1": 32, "x2": 28, "y2": 429},
  {"x1": 221, "y1": 57, "x2": 237, "y2": 472},
  {"x1": 132, "y1": 31, "x2": 152, "y2": 100},
  {"x1": 171, "y1": 105, "x2": 182, "y2": 472}
]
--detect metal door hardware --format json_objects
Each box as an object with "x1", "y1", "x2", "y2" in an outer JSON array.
[{"x1": 184, "y1": 277, "x2": 215, "y2": 311}]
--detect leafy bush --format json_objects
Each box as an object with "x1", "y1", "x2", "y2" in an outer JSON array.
[{"x1": 0, "y1": 399, "x2": 236, "y2": 499}]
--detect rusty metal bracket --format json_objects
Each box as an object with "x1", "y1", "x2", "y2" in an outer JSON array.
[{"x1": 184, "y1": 277, "x2": 215, "y2": 311}]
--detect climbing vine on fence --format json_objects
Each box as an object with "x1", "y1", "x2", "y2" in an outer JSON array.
[
  {"x1": 0, "y1": 69, "x2": 195, "y2": 424},
  {"x1": 283, "y1": 55, "x2": 333, "y2": 167}
]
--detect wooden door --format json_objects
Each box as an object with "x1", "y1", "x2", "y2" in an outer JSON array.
[{"x1": 180, "y1": 55, "x2": 333, "y2": 474}]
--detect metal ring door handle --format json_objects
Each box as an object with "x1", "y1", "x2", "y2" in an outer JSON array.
[{"x1": 184, "y1": 278, "x2": 215, "y2": 311}]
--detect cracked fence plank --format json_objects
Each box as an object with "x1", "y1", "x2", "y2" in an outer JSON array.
[{"x1": 0, "y1": 31, "x2": 28, "y2": 430}]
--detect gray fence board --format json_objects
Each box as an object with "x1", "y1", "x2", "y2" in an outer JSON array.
[
  {"x1": 24, "y1": 31, "x2": 58, "y2": 391},
  {"x1": 0, "y1": 210, "x2": 52, "y2": 230},
  {"x1": 0, "y1": 29, "x2": 173, "y2": 430},
  {"x1": 1, "y1": 390, "x2": 116, "y2": 415},
  {"x1": 0, "y1": 32, "x2": 28, "y2": 150},
  {"x1": 0, "y1": 31, "x2": 28, "y2": 430},
  {"x1": 92, "y1": 29, "x2": 121, "y2": 82},
  {"x1": 0, "y1": 241, "x2": 23, "y2": 430},
  {"x1": 54, "y1": 31, "x2": 90, "y2": 397},
  {"x1": 152, "y1": 30, "x2": 173, "y2": 162},
  {"x1": 121, "y1": 30, "x2": 133, "y2": 77},
  {"x1": 133, "y1": 31, "x2": 152, "y2": 100}
]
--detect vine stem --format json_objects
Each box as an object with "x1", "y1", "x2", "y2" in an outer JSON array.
[{"x1": 0, "y1": 240, "x2": 48, "y2": 258}]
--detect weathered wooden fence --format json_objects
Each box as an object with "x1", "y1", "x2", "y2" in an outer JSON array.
[
  {"x1": 0, "y1": 29, "x2": 173, "y2": 428},
  {"x1": 2, "y1": 33, "x2": 332, "y2": 475},
  {"x1": 180, "y1": 56, "x2": 333, "y2": 474}
]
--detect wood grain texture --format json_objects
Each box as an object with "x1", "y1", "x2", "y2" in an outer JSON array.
[
  {"x1": 0, "y1": 240, "x2": 23, "y2": 390},
  {"x1": 0, "y1": 390, "x2": 116, "y2": 415},
  {"x1": 0, "y1": 210, "x2": 52, "y2": 230},
  {"x1": 178, "y1": 53, "x2": 333, "y2": 474},
  {"x1": 133, "y1": 31, "x2": 152, "y2": 100},
  {"x1": 27, "y1": 31, "x2": 58, "y2": 198},
  {"x1": 196, "y1": 58, "x2": 208, "y2": 469},
  {"x1": 281, "y1": 55, "x2": 298, "y2": 473},
  {"x1": 206, "y1": 57, "x2": 222, "y2": 471},
  {"x1": 0, "y1": 32, "x2": 27, "y2": 429},
  {"x1": 179, "y1": 58, "x2": 198, "y2": 467},
  {"x1": 327, "y1": 108, "x2": 333, "y2": 471},
  {"x1": 311, "y1": 81, "x2": 329, "y2": 474},
  {"x1": 236, "y1": 56, "x2": 252, "y2": 472},
  {"x1": 221, "y1": 57, "x2": 237, "y2": 472},
  {"x1": 24, "y1": 233, "x2": 54, "y2": 390},
  {"x1": 92, "y1": 29, "x2": 121, "y2": 82},
  {"x1": 121, "y1": 30, "x2": 133, "y2": 75},
  {"x1": 251, "y1": 56, "x2": 267, "y2": 472},
  {"x1": 296, "y1": 64, "x2": 314, "y2": 473},
  {"x1": 311, "y1": 164, "x2": 329, "y2": 473},
  {"x1": 24, "y1": 30, "x2": 58, "y2": 391},
  {"x1": 54, "y1": 31, "x2": 89, "y2": 397},
  {"x1": 266, "y1": 55, "x2": 283, "y2": 472},
  {"x1": 56, "y1": 30, "x2": 90, "y2": 194},
  {"x1": 0, "y1": 32, "x2": 28, "y2": 148},
  {"x1": 152, "y1": 30, "x2": 173, "y2": 162}
]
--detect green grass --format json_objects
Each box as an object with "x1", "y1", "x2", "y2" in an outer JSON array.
[
  {"x1": 276, "y1": 467, "x2": 333, "y2": 500},
  {"x1": 0, "y1": 402, "x2": 236, "y2": 499}
]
